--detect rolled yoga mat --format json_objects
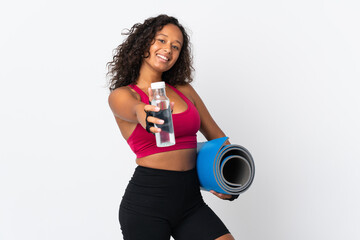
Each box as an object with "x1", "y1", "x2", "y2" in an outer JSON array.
[{"x1": 196, "y1": 137, "x2": 255, "y2": 195}]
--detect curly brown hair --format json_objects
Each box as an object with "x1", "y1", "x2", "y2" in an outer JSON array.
[{"x1": 107, "y1": 14, "x2": 194, "y2": 91}]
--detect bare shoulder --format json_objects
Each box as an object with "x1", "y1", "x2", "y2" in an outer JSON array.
[
  {"x1": 108, "y1": 86, "x2": 139, "y2": 106},
  {"x1": 108, "y1": 86, "x2": 143, "y2": 121},
  {"x1": 175, "y1": 83, "x2": 199, "y2": 102},
  {"x1": 176, "y1": 83, "x2": 196, "y2": 93}
]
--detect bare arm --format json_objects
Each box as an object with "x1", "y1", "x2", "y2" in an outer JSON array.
[
  {"x1": 179, "y1": 84, "x2": 234, "y2": 200},
  {"x1": 108, "y1": 87, "x2": 163, "y2": 133},
  {"x1": 181, "y1": 84, "x2": 230, "y2": 144}
]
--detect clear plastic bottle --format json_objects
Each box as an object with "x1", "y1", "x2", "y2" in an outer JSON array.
[{"x1": 150, "y1": 81, "x2": 175, "y2": 147}]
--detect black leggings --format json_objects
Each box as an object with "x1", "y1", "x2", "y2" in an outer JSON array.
[{"x1": 119, "y1": 166, "x2": 230, "y2": 240}]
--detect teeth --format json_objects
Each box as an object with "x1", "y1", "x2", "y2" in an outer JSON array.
[{"x1": 157, "y1": 54, "x2": 168, "y2": 61}]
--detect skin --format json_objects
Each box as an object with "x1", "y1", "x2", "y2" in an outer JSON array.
[{"x1": 108, "y1": 24, "x2": 235, "y2": 240}]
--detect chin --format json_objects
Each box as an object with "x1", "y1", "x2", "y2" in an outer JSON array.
[{"x1": 155, "y1": 65, "x2": 172, "y2": 73}]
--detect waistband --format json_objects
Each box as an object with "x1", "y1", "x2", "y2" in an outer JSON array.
[{"x1": 135, "y1": 165, "x2": 196, "y2": 176}]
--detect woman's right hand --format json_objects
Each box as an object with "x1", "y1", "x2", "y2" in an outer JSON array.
[
  {"x1": 145, "y1": 87, "x2": 174, "y2": 134},
  {"x1": 144, "y1": 103, "x2": 163, "y2": 133}
]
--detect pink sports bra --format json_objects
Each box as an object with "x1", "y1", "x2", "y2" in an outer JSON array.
[{"x1": 127, "y1": 84, "x2": 201, "y2": 158}]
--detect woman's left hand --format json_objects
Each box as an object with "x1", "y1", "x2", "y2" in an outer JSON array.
[{"x1": 210, "y1": 190, "x2": 233, "y2": 200}]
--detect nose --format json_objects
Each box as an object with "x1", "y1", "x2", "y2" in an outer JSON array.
[{"x1": 164, "y1": 43, "x2": 171, "y2": 54}]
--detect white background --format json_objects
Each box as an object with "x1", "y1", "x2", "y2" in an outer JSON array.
[{"x1": 1, "y1": 0, "x2": 359, "y2": 239}]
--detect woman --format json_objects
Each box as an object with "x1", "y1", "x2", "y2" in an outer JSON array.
[{"x1": 107, "y1": 14, "x2": 237, "y2": 240}]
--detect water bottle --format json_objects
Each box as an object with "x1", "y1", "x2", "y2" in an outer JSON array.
[{"x1": 150, "y1": 81, "x2": 175, "y2": 147}]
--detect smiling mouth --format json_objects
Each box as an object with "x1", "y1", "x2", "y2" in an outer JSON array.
[{"x1": 156, "y1": 54, "x2": 169, "y2": 61}]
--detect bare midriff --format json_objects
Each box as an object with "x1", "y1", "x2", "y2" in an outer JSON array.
[{"x1": 135, "y1": 148, "x2": 197, "y2": 171}]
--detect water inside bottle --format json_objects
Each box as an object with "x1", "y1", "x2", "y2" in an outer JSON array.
[{"x1": 152, "y1": 102, "x2": 175, "y2": 147}]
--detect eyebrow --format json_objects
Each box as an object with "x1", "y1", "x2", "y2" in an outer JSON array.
[{"x1": 156, "y1": 33, "x2": 183, "y2": 46}]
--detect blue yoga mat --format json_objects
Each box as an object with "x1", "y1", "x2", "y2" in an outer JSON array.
[{"x1": 196, "y1": 137, "x2": 255, "y2": 195}]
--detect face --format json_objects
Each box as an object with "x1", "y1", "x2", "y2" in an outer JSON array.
[{"x1": 143, "y1": 24, "x2": 183, "y2": 73}]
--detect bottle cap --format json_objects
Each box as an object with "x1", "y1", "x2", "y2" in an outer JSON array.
[{"x1": 151, "y1": 81, "x2": 165, "y2": 89}]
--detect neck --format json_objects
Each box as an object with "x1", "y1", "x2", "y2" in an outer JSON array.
[{"x1": 137, "y1": 62, "x2": 163, "y2": 89}]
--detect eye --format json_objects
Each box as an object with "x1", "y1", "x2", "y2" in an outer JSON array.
[
  {"x1": 157, "y1": 39, "x2": 165, "y2": 43},
  {"x1": 172, "y1": 45, "x2": 180, "y2": 50}
]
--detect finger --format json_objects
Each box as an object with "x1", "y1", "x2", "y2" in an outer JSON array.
[
  {"x1": 222, "y1": 194, "x2": 232, "y2": 200},
  {"x1": 217, "y1": 193, "x2": 232, "y2": 200},
  {"x1": 210, "y1": 190, "x2": 222, "y2": 198},
  {"x1": 210, "y1": 190, "x2": 231, "y2": 200},
  {"x1": 144, "y1": 105, "x2": 160, "y2": 113},
  {"x1": 147, "y1": 116, "x2": 164, "y2": 125},
  {"x1": 170, "y1": 102, "x2": 175, "y2": 113},
  {"x1": 216, "y1": 193, "x2": 225, "y2": 199},
  {"x1": 149, "y1": 126, "x2": 161, "y2": 133},
  {"x1": 148, "y1": 87, "x2": 154, "y2": 103}
]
